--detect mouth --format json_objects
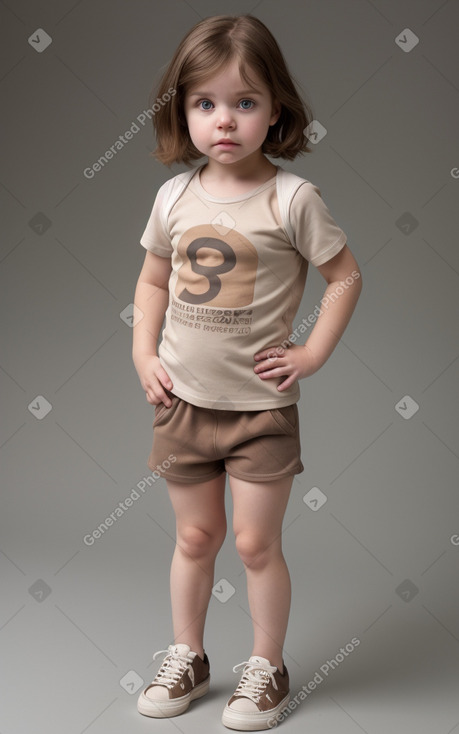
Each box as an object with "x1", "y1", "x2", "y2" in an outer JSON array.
[{"x1": 214, "y1": 140, "x2": 239, "y2": 147}]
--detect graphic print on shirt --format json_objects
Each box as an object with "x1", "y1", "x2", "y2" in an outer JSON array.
[{"x1": 173, "y1": 224, "x2": 258, "y2": 335}]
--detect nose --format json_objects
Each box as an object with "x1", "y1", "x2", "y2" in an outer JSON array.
[{"x1": 216, "y1": 106, "x2": 235, "y2": 130}]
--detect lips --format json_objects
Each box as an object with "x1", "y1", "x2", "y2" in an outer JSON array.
[{"x1": 214, "y1": 139, "x2": 239, "y2": 146}]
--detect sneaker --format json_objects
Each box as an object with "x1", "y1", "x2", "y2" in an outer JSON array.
[
  {"x1": 137, "y1": 643, "x2": 210, "y2": 718},
  {"x1": 222, "y1": 655, "x2": 289, "y2": 731}
]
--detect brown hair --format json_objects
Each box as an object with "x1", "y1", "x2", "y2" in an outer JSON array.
[{"x1": 149, "y1": 15, "x2": 314, "y2": 166}]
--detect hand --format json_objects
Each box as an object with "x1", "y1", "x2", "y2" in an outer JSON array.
[
  {"x1": 253, "y1": 344, "x2": 318, "y2": 391},
  {"x1": 133, "y1": 354, "x2": 173, "y2": 406}
]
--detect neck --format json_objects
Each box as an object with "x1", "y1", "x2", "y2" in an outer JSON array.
[{"x1": 203, "y1": 152, "x2": 277, "y2": 184}]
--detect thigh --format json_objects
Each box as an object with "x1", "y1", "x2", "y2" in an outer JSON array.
[
  {"x1": 222, "y1": 404, "x2": 304, "y2": 483},
  {"x1": 229, "y1": 474, "x2": 294, "y2": 544},
  {"x1": 167, "y1": 474, "x2": 227, "y2": 536},
  {"x1": 148, "y1": 395, "x2": 225, "y2": 484}
]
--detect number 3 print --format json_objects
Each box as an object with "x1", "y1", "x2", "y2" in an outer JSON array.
[
  {"x1": 175, "y1": 224, "x2": 258, "y2": 308},
  {"x1": 178, "y1": 238, "x2": 236, "y2": 305}
]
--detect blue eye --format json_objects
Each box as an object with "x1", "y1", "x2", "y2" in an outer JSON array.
[
  {"x1": 239, "y1": 99, "x2": 254, "y2": 109},
  {"x1": 199, "y1": 100, "x2": 213, "y2": 110}
]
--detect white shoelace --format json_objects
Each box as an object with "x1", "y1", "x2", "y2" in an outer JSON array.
[
  {"x1": 151, "y1": 648, "x2": 193, "y2": 689},
  {"x1": 232, "y1": 660, "x2": 278, "y2": 703}
]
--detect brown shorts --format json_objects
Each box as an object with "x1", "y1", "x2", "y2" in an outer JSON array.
[{"x1": 147, "y1": 394, "x2": 304, "y2": 484}]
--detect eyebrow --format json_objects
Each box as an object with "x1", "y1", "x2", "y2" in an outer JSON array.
[{"x1": 188, "y1": 89, "x2": 262, "y2": 97}]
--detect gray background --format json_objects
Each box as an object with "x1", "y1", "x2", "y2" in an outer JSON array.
[{"x1": 1, "y1": 0, "x2": 458, "y2": 732}]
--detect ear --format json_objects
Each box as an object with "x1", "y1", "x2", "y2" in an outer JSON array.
[{"x1": 269, "y1": 99, "x2": 281, "y2": 126}]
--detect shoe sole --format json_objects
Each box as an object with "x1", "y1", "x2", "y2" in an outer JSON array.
[
  {"x1": 221, "y1": 693, "x2": 290, "y2": 731},
  {"x1": 137, "y1": 675, "x2": 210, "y2": 718}
]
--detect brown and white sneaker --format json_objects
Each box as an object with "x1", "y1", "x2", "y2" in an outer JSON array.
[
  {"x1": 222, "y1": 655, "x2": 289, "y2": 730},
  {"x1": 137, "y1": 643, "x2": 210, "y2": 718}
]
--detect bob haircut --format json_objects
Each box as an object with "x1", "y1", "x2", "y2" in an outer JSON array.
[{"x1": 149, "y1": 14, "x2": 314, "y2": 166}]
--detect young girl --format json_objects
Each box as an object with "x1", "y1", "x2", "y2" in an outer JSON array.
[{"x1": 132, "y1": 14, "x2": 362, "y2": 731}]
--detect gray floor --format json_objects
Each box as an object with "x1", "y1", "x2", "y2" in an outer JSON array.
[{"x1": 1, "y1": 1, "x2": 459, "y2": 732}]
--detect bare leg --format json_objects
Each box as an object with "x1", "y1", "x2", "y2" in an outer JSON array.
[
  {"x1": 229, "y1": 475, "x2": 294, "y2": 673},
  {"x1": 167, "y1": 474, "x2": 227, "y2": 658}
]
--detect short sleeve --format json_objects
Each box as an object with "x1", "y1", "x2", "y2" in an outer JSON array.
[
  {"x1": 139, "y1": 181, "x2": 173, "y2": 257},
  {"x1": 289, "y1": 182, "x2": 347, "y2": 266}
]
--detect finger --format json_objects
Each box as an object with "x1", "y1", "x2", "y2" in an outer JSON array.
[
  {"x1": 254, "y1": 357, "x2": 285, "y2": 374},
  {"x1": 144, "y1": 379, "x2": 171, "y2": 407},
  {"x1": 256, "y1": 366, "x2": 290, "y2": 380},
  {"x1": 155, "y1": 386, "x2": 172, "y2": 407},
  {"x1": 276, "y1": 374, "x2": 297, "y2": 391},
  {"x1": 254, "y1": 349, "x2": 268, "y2": 361},
  {"x1": 153, "y1": 369, "x2": 173, "y2": 407},
  {"x1": 254, "y1": 346, "x2": 285, "y2": 362},
  {"x1": 147, "y1": 390, "x2": 169, "y2": 407},
  {"x1": 156, "y1": 365, "x2": 173, "y2": 392}
]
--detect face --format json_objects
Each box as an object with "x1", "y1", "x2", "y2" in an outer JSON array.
[{"x1": 184, "y1": 58, "x2": 281, "y2": 167}]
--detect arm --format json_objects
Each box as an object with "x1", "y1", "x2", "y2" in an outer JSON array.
[
  {"x1": 132, "y1": 251, "x2": 174, "y2": 406},
  {"x1": 253, "y1": 244, "x2": 362, "y2": 390}
]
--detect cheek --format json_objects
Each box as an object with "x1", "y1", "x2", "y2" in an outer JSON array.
[
  {"x1": 186, "y1": 116, "x2": 204, "y2": 142},
  {"x1": 245, "y1": 116, "x2": 271, "y2": 141}
]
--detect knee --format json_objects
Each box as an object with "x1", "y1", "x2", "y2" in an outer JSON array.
[
  {"x1": 235, "y1": 532, "x2": 276, "y2": 570},
  {"x1": 178, "y1": 524, "x2": 226, "y2": 560}
]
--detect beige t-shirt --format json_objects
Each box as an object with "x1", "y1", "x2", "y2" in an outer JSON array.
[{"x1": 140, "y1": 165, "x2": 347, "y2": 410}]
